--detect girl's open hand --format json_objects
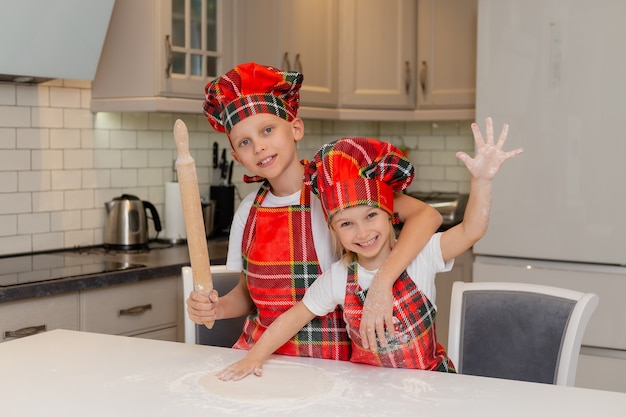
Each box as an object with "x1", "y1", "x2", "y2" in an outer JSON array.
[
  {"x1": 456, "y1": 117, "x2": 523, "y2": 179},
  {"x1": 216, "y1": 358, "x2": 264, "y2": 381}
]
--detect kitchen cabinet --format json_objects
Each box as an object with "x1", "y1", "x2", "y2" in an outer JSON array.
[
  {"x1": 338, "y1": 0, "x2": 416, "y2": 109},
  {"x1": 435, "y1": 249, "x2": 473, "y2": 351},
  {"x1": 416, "y1": 0, "x2": 477, "y2": 109},
  {"x1": 91, "y1": 0, "x2": 234, "y2": 113},
  {"x1": 234, "y1": 0, "x2": 338, "y2": 107},
  {"x1": 0, "y1": 293, "x2": 79, "y2": 343},
  {"x1": 80, "y1": 276, "x2": 179, "y2": 341}
]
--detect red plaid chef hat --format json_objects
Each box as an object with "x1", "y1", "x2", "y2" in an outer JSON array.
[
  {"x1": 202, "y1": 62, "x2": 303, "y2": 134},
  {"x1": 307, "y1": 138, "x2": 415, "y2": 222}
]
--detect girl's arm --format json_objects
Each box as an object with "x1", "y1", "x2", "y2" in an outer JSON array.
[
  {"x1": 360, "y1": 195, "x2": 442, "y2": 350},
  {"x1": 440, "y1": 117, "x2": 522, "y2": 261},
  {"x1": 216, "y1": 302, "x2": 315, "y2": 381}
]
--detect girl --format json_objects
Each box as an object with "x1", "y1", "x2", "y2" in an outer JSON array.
[{"x1": 216, "y1": 117, "x2": 523, "y2": 380}]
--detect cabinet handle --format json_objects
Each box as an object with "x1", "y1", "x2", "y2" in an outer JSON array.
[
  {"x1": 405, "y1": 61, "x2": 411, "y2": 94},
  {"x1": 295, "y1": 53, "x2": 303, "y2": 73},
  {"x1": 165, "y1": 35, "x2": 173, "y2": 78},
  {"x1": 282, "y1": 52, "x2": 291, "y2": 71},
  {"x1": 419, "y1": 60, "x2": 427, "y2": 96},
  {"x1": 4, "y1": 325, "x2": 47, "y2": 340},
  {"x1": 119, "y1": 304, "x2": 152, "y2": 317}
]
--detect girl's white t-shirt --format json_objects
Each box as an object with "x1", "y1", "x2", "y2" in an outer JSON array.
[
  {"x1": 225, "y1": 187, "x2": 335, "y2": 273},
  {"x1": 302, "y1": 233, "x2": 454, "y2": 316}
]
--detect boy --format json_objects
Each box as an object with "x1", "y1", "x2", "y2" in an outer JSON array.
[{"x1": 187, "y1": 62, "x2": 442, "y2": 358}]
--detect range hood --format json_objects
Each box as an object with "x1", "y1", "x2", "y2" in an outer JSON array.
[{"x1": 0, "y1": 0, "x2": 115, "y2": 84}]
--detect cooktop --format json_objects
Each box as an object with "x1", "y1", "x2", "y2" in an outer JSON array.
[{"x1": 0, "y1": 251, "x2": 146, "y2": 288}]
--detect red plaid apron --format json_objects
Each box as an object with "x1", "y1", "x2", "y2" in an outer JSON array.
[
  {"x1": 233, "y1": 180, "x2": 351, "y2": 360},
  {"x1": 344, "y1": 262, "x2": 455, "y2": 371}
]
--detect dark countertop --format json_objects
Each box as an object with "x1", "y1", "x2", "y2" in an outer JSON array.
[{"x1": 0, "y1": 240, "x2": 229, "y2": 304}]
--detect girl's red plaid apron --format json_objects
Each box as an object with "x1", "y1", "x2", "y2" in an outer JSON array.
[
  {"x1": 233, "y1": 180, "x2": 351, "y2": 360},
  {"x1": 344, "y1": 262, "x2": 455, "y2": 371}
]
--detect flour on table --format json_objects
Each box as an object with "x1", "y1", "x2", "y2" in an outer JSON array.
[{"x1": 198, "y1": 359, "x2": 332, "y2": 402}]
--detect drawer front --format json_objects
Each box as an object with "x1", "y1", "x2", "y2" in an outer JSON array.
[
  {"x1": 80, "y1": 277, "x2": 177, "y2": 336},
  {"x1": 576, "y1": 348, "x2": 626, "y2": 393},
  {"x1": 133, "y1": 326, "x2": 178, "y2": 342},
  {"x1": 1, "y1": 293, "x2": 79, "y2": 342}
]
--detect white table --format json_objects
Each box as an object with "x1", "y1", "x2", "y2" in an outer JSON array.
[{"x1": 1, "y1": 329, "x2": 624, "y2": 416}]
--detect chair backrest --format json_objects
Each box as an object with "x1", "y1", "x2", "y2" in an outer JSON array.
[
  {"x1": 181, "y1": 266, "x2": 246, "y2": 346},
  {"x1": 447, "y1": 281, "x2": 599, "y2": 386}
]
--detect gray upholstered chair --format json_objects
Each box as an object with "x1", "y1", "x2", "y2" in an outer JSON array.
[{"x1": 447, "y1": 281, "x2": 599, "y2": 386}]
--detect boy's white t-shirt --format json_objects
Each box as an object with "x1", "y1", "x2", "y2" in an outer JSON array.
[
  {"x1": 225, "y1": 187, "x2": 335, "y2": 273},
  {"x1": 302, "y1": 233, "x2": 454, "y2": 316}
]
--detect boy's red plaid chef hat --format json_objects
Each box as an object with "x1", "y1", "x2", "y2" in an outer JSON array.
[
  {"x1": 307, "y1": 138, "x2": 415, "y2": 222},
  {"x1": 202, "y1": 62, "x2": 303, "y2": 134}
]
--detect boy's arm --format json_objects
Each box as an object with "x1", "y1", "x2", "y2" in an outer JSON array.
[
  {"x1": 216, "y1": 302, "x2": 315, "y2": 381},
  {"x1": 440, "y1": 117, "x2": 523, "y2": 261},
  {"x1": 186, "y1": 272, "x2": 255, "y2": 323},
  {"x1": 360, "y1": 194, "x2": 442, "y2": 350}
]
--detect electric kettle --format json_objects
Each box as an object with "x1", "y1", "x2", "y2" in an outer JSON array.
[{"x1": 104, "y1": 194, "x2": 162, "y2": 249}]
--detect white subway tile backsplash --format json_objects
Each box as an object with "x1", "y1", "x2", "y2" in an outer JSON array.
[
  {"x1": 122, "y1": 150, "x2": 148, "y2": 168},
  {"x1": 51, "y1": 210, "x2": 82, "y2": 232},
  {"x1": 1, "y1": 193, "x2": 31, "y2": 215},
  {"x1": 17, "y1": 128, "x2": 49, "y2": 149},
  {"x1": 65, "y1": 190, "x2": 94, "y2": 210},
  {"x1": 32, "y1": 232, "x2": 64, "y2": 252},
  {"x1": 1, "y1": 149, "x2": 31, "y2": 171},
  {"x1": 0, "y1": 81, "x2": 474, "y2": 255},
  {"x1": 31, "y1": 107, "x2": 64, "y2": 128},
  {"x1": 0, "y1": 172, "x2": 18, "y2": 192},
  {"x1": 51, "y1": 128, "x2": 81, "y2": 149},
  {"x1": 0, "y1": 127, "x2": 17, "y2": 148},
  {"x1": 0, "y1": 214, "x2": 17, "y2": 236},
  {"x1": 32, "y1": 150, "x2": 63, "y2": 170},
  {"x1": 111, "y1": 169, "x2": 138, "y2": 188},
  {"x1": 0, "y1": 105, "x2": 31, "y2": 128},
  {"x1": 18, "y1": 171, "x2": 50, "y2": 192},
  {"x1": 18, "y1": 212, "x2": 50, "y2": 234},
  {"x1": 81, "y1": 170, "x2": 110, "y2": 189},
  {"x1": 50, "y1": 87, "x2": 81, "y2": 108},
  {"x1": 64, "y1": 108, "x2": 94, "y2": 129},
  {"x1": 0, "y1": 85, "x2": 16, "y2": 105},
  {"x1": 32, "y1": 190, "x2": 64, "y2": 212},
  {"x1": 51, "y1": 170, "x2": 82, "y2": 190},
  {"x1": 93, "y1": 149, "x2": 122, "y2": 169}
]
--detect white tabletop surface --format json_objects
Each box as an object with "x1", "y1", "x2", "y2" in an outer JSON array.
[{"x1": 1, "y1": 329, "x2": 624, "y2": 416}]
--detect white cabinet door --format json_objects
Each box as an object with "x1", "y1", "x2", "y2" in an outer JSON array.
[
  {"x1": 0, "y1": 294, "x2": 79, "y2": 343},
  {"x1": 235, "y1": 0, "x2": 338, "y2": 107},
  {"x1": 91, "y1": 0, "x2": 234, "y2": 112},
  {"x1": 338, "y1": 0, "x2": 416, "y2": 109},
  {"x1": 417, "y1": 0, "x2": 477, "y2": 109}
]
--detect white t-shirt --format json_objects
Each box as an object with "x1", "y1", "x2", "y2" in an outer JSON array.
[
  {"x1": 225, "y1": 187, "x2": 335, "y2": 272},
  {"x1": 303, "y1": 233, "x2": 454, "y2": 316}
]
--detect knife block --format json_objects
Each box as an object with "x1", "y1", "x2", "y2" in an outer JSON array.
[{"x1": 209, "y1": 185, "x2": 234, "y2": 238}]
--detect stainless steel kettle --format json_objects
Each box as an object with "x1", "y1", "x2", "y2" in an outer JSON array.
[{"x1": 104, "y1": 194, "x2": 162, "y2": 249}]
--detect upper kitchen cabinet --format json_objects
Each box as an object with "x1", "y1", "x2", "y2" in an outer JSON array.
[
  {"x1": 234, "y1": 0, "x2": 338, "y2": 108},
  {"x1": 338, "y1": 0, "x2": 416, "y2": 110},
  {"x1": 416, "y1": 0, "x2": 477, "y2": 109},
  {"x1": 91, "y1": 0, "x2": 234, "y2": 113}
]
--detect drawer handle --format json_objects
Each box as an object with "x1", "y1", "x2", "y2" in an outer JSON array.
[
  {"x1": 119, "y1": 304, "x2": 152, "y2": 317},
  {"x1": 4, "y1": 324, "x2": 47, "y2": 340}
]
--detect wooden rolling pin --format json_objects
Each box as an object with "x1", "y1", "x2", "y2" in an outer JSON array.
[{"x1": 173, "y1": 119, "x2": 214, "y2": 329}]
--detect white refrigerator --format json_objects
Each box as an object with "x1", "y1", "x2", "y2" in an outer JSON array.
[{"x1": 473, "y1": 0, "x2": 626, "y2": 392}]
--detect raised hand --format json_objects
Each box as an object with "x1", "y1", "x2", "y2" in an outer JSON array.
[{"x1": 456, "y1": 117, "x2": 523, "y2": 179}]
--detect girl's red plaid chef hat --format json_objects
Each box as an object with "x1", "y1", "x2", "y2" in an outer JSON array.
[
  {"x1": 202, "y1": 62, "x2": 303, "y2": 134},
  {"x1": 307, "y1": 137, "x2": 415, "y2": 222}
]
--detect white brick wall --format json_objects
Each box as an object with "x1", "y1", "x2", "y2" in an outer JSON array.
[{"x1": 0, "y1": 80, "x2": 473, "y2": 255}]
